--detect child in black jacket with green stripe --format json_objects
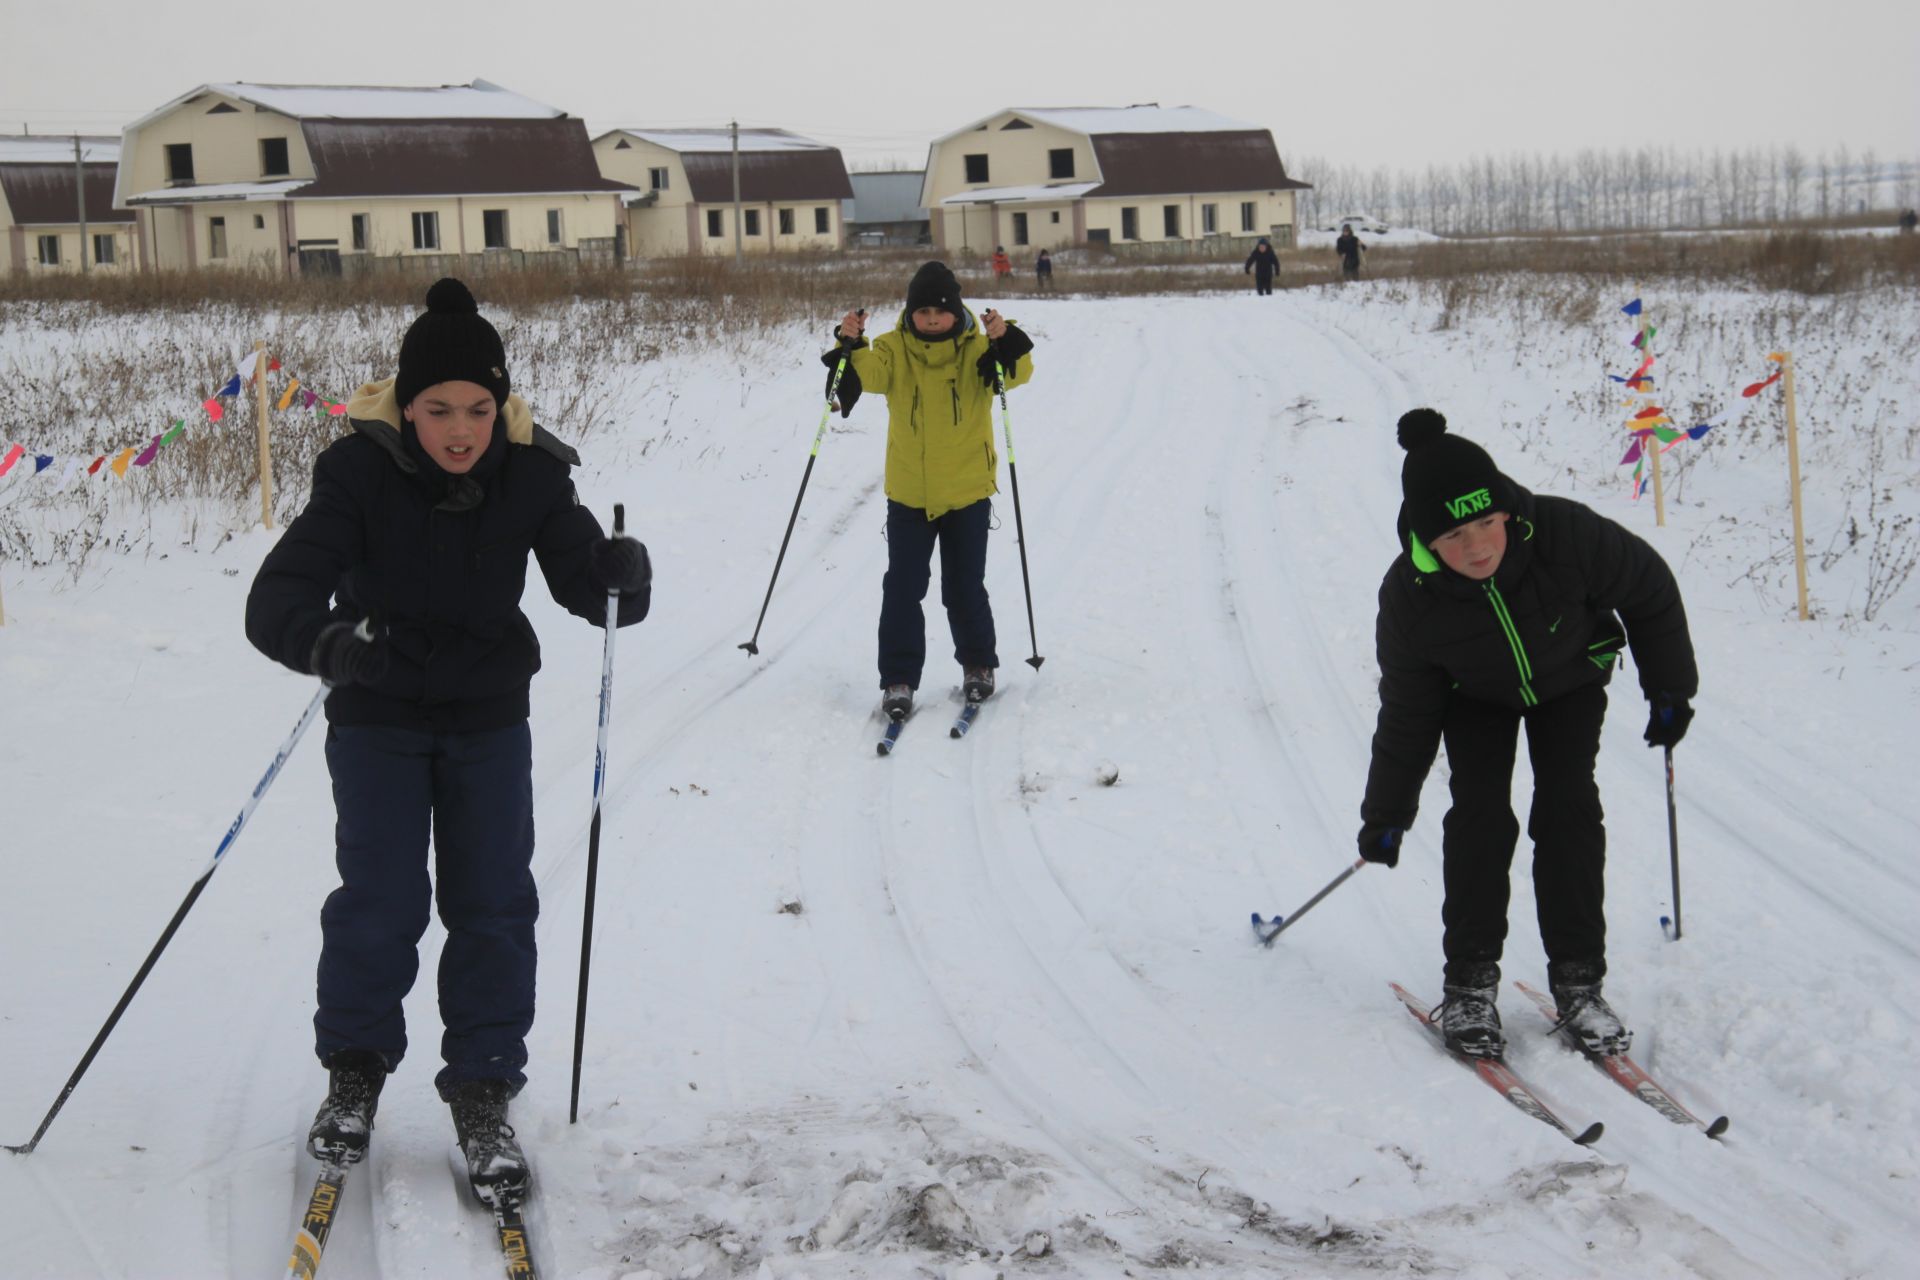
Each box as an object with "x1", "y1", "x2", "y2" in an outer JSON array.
[{"x1": 1358, "y1": 410, "x2": 1698, "y2": 1061}]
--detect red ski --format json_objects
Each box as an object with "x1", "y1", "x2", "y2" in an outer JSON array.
[
  {"x1": 1390, "y1": 983, "x2": 1603, "y2": 1146},
  {"x1": 1515, "y1": 981, "x2": 1728, "y2": 1139}
]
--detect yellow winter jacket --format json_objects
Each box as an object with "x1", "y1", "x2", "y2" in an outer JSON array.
[{"x1": 847, "y1": 306, "x2": 1034, "y2": 520}]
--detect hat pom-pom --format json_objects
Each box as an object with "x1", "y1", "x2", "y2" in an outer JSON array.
[
  {"x1": 1397, "y1": 408, "x2": 1447, "y2": 450},
  {"x1": 424, "y1": 277, "x2": 478, "y2": 314}
]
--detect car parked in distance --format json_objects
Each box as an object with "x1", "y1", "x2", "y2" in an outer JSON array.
[{"x1": 1323, "y1": 213, "x2": 1389, "y2": 234}]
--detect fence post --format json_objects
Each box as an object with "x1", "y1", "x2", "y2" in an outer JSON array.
[
  {"x1": 253, "y1": 341, "x2": 274, "y2": 530},
  {"x1": 1776, "y1": 351, "x2": 1809, "y2": 620}
]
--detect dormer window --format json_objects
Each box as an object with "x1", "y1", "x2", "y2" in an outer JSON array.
[
  {"x1": 261, "y1": 137, "x2": 289, "y2": 177},
  {"x1": 165, "y1": 143, "x2": 194, "y2": 183}
]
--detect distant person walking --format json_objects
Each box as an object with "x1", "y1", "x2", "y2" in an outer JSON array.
[
  {"x1": 1900, "y1": 209, "x2": 1918, "y2": 235},
  {"x1": 1336, "y1": 226, "x2": 1366, "y2": 281},
  {"x1": 1244, "y1": 237, "x2": 1280, "y2": 296},
  {"x1": 991, "y1": 246, "x2": 1013, "y2": 283},
  {"x1": 1035, "y1": 249, "x2": 1054, "y2": 291}
]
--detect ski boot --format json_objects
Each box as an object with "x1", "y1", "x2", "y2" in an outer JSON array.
[
  {"x1": 1549, "y1": 964, "x2": 1632, "y2": 1057},
  {"x1": 881, "y1": 684, "x2": 914, "y2": 722},
  {"x1": 307, "y1": 1050, "x2": 387, "y2": 1165},
  {"x1": 1435, "y1": 963, "x2": 1504, "y2": 1059},
  {"x1": 448, "y1": 1079, "x2": 530, "y2": 1207},
  {"x1": 962, "y1": 666, "x2": 995, "y2": 704}
]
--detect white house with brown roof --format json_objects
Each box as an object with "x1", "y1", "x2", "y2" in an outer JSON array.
[
  {"x1": 923, "y1": 106, "x2": 1310, "y2": 257},
  {"x1": 591, "y1": 128, "x2": 853, "y2": 257},
  {"x1": 1, "y1": 137, "x2": 137, "y2": 273},
  {"x1": 113, "y1": 80, "x2": 635, "y2": 274}
]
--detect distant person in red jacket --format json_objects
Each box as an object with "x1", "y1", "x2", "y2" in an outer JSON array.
[{"x1": 990, "y1": 246, "x2": 1013, "y2": 282}]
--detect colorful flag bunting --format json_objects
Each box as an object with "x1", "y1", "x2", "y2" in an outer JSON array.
[
  {"x1": 203, "y1": 398, "x2": 225, "y2": 422},
  {"x1": 1622, "y1": 298, "x2": 1643, "y2": 316},
  {"x1": 276, "y1": 379, "x2": 301, "y2": 411},
  {"x1": 87, "y1": 455, "x2": 106, "y2": 475},
  {"x1": 133, "y1": 436, "x2": 162, "y2": 467},
  {"x1": 1741, "y1": 371, "x2": 1783, "y2": 397},
  {"x1": 161, "y1": 421, "x2": 186, "y2": 445},
  {"x1": 110, "y1": 448, "x2": 135, "y2": 477},
  {"x1": 0, "y1": 443, "x2": 23, "y2": 475},
  {"x1": 35, "y1": 454, "x2": 54, "y2": 473},
  {"x1": 218, "y1": 374, "x2": 242, "y2": 398}
]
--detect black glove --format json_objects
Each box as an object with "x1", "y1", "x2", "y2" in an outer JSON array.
[
  {"x1": 309, "y1": 620, "x2": 387, "y2": 689},
  {"x1": 821, "y1": 336, "x2": 865, "y2": 418},
  {"x1": 976, "y1": 325, "x2": 1034, "y2": 387},
  {"x1": 1357, "y1": 823, "x2": 1405, "y2": 868},
  {"x1": 1644, "y1": 693, "x2": 1694, "y2": 749},
  {"x1": 589, "y1": 535, "x2": 651, "y2": 595}
]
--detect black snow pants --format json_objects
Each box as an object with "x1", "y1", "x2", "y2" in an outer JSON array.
[
  {"x1": 1438, "y1": 683, "x2": 1608, "y2": 988},
  {"x1": 317, "y1": 721, "x2": 537, "y2": 1097},
  {"x1": 879, "y1": 497, "x2": 997, "y2": 689}
]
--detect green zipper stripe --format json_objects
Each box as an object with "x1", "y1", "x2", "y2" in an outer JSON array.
[{"x1": 1484, "y1": 582, "x2": 1538, "y2": 705}]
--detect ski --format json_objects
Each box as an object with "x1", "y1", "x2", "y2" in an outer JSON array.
[
  {"x1": 1515, "y1": 981, "x2": 1728, "y2": 1139},
  {"x1": 285, "y1": 1162, "x2": 350, "y2": 1279},
  {"x1": 877, "y1": 715, "x2": 907, "y2": 756},
  {"x1": 1390, "y1": 982, "x2": 1603, "y2": 1146},
  {"x1": 485, "y1": 1193, "x2": 540, "y2": 1279},
  {"x1": 950, "y1": 700, "x2": 983, "y2": 739}
]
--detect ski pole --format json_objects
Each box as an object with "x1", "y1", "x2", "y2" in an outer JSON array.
[
  {"x1": 1662, "y1": 745, "x2": 1684, "y2": 941},
  {"x1": 570, "y1": 505, "x2": 625, "y2": 1125},
  {"x1": 739, "y1": 311, "x2": 864, "y2": 656},
  {"x1": 5, "y1": 643, "x2": 351, "y2": 1156},
  {"x1": 993, "y1": 358, "x2": 1044, "y2": 670},
  {"x1": 1252, "y1": 857, "x2": 1367, "y2": 947}
]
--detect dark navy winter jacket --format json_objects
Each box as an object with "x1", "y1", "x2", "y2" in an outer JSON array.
[
  {"x1": 1360, "y1": 487, "x2": 1697, "y2": 828},
  {"x1": 246, "y1": 379, "x2": 647, "y2": 734},
  {"x1": 1244, "y1": 243, "x2": 1280, "y2": 280}
]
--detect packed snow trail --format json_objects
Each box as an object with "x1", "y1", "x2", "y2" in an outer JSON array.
[{"x1": 3, "y1": 293, "x2": 1917, "y2": 1277}]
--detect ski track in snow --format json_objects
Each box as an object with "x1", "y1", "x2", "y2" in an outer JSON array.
[{"x1": 3, "y1": 290, "x2": 1917, "y2": 1278}]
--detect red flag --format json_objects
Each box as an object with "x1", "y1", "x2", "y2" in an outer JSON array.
[{"x1": 1741, "y1": 371, "x2": 1783, "y2": 398}]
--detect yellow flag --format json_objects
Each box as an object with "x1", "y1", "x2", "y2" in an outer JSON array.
[
  {"x1": 111, "y1": 447, "x2": 136, "y2": 476},
  {"x1": 277, "y1": 378, "x2": 301, "y2": 411}
]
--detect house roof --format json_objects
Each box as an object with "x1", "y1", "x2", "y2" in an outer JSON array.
[
  {"x1": 292, "y1": 118, "x2": 632, "y2": 199},
  {"x1": 0, "y1": 163, "x2": 135, "y2": 224},
  {"x1": 596, "y1": 128, "x2": 854, "y2": 203},
  {"x1": 938, "y1": 181, "x2": 1098, "y2": 206},
  {"x1": 124, "y1": 80, "x2": 562, "y2": 133},
  {"x1": 124, "y1": 179, "x2": 311, "y2": 205},
  {"x1": 0, "y1": 136, "x2": 120, "y2": 164},
  {"x1": 930, "y1": 105, "x2": 1259, "y2": 147}
]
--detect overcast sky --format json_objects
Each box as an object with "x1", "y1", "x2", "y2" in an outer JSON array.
[{"x1": 5, "y1": 0, "x2": 1915, "y2": 174}]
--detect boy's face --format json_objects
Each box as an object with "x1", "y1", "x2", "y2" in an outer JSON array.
[
  {"x1": 404, "y1": 380, "x2": 497, "y2": 474},
  {"x1": 912, "y1": 306, "x2": 957, "y2": 336},
  {"x1": 1431, "y1": 511, "x2": 1510, "y2": 580}
]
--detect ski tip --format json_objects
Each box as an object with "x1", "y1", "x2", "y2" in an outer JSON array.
[
  {"x1": 737, "y1": 641, "x2": 759, "y2": 656},
  {"x1": 876, "y1": 741, "x2": 892, "y2": 756},
  {"x1": 1250, "y1": 911, "x2": 1264, "y2": 926},
  {"x1": 1573, "y1": 1121, "x2": 1605, "y2": 1146},
  {"x1": 1705, "y1": 1115, "x2": 1730, "y2": 1139},
  {"x1": 1026, "y1": 655, "x2": 1045, "y2": 670},
  {"x1": 950, "y1": 726, "x2": 963, "y2": 738}
]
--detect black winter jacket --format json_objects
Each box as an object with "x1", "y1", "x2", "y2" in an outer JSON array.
[
  {"x1": 1244, "y1": 245, "x2": 1280, "y2": 280},
  {"x1": 1360, "y1": 487, "x2": 1697, "y2": 828},
  {"x1": 246, "y1": 380, "x2": 648, "y2": 734}
]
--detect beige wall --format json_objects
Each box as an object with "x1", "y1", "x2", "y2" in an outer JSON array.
[
  {"x1": 3, "y1": 220, "x2": 138, "y2": 272},
  {"x1": 122, "y1": 91, "x2": 314, "y2": 197},
  {"x1": 922, "y1": 114, "x2": 1096, "y2": 208},
  {"x1": 938, "y1": 188, "x2": 1298, "y2": 253},
  {"x1": 595, "y1": 134, "x2": 843, "y2": 257}
]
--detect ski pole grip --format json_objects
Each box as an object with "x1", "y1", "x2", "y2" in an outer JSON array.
[{"x1": 613, "y1": 504, "x2": 625, "y2": 536}]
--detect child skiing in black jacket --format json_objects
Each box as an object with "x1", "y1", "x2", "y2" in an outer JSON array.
[
  {"x1": 1358, "y1": 410, "x2": 1698, "y2": 1060},
  {"x1": 245, "y1": 278, "x2": 650, "y2": 1200}
]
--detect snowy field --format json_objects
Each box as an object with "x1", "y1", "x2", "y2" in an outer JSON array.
[{"x1": 3, "y1": 280, "x2": 1917, "y2": 1278}]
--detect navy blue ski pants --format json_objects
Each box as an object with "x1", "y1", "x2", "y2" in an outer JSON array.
[
  {"x1": 317, "y1": 721, "x2": 537, "y2": 1097},
  {"x1": 1438, "y1": 683, "x2": 1608, "y2": 988},
  {"x1": 879, "y1": 498, "x2": 997, "y2": 689}
]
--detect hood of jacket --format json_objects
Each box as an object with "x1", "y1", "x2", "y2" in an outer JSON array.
[
  {"x1": 344, "y1": 377, "x2": 578, "y2": 511},
  {"x1": 894, "y1": 304, "x2": 978, "y2": 364}
]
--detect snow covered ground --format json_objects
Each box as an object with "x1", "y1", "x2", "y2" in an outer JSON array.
[{"x1": 3, "y1": 281, "x2": 1917, "y2": 1278}]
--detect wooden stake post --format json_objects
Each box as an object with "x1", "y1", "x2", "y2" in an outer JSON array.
[
  {"x1": 1641, "y1": 321, "x2": 1667, "y2": 527},
  {"x1": 1776, "y1": 351, "x2": 1810, "y2": 620},
  {"x1": 253, "y1": 341, "x2": 274, "y2": 530}
]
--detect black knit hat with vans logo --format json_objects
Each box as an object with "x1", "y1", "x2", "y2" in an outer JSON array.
[
  {"x1": 393, "y1": 278, "x2": 511, "y2": 411},
  {"x1": 1397, "y1": 408, "x2": 1517, "y2": 545},
  {"x1": 905, "y1": 260, "x2": 964, "y2": 332}
]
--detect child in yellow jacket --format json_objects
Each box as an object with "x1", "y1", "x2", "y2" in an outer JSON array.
[{"x1": 827, "y1": 261, "x2": 1034, "y2": 720}]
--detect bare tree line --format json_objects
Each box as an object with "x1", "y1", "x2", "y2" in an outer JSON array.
[{"x1": 1290, "y1": 145, "x2": 1919, "y2": 235}]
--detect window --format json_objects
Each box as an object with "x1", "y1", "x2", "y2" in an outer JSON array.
[
  {"x1": 744, "y1": 209, "x2": 761, "y2": 236},
  {"x1": 351, "y1": 214, "x2": 368, "y2": 251},
  {"x1": 964, "y1": 153, "x2": 989, "y2": 184},
  {"x1": 648, "y1": 167, "x2": 669, "y2": 191},
  {"x1": 411, "y1": 211, "x2": 439, "y2": 250},
  {"x1": 37, "y1": 235, "x2": 59, "y2": 266},
  {"x1": 1049, "y1": 148, "x2": 1075, "y2": 180},
  {"x1": 1120, "y1": 207, "x2": 1138, "y2": 240},
  {"x1": 260, "y1": 137, "x2": 289, "y2": 176},
  {"x1": 778, "y1": 208, "x2": 794, "y2": 235},
  {"x1": 1011, "y1": 211, "x2": 1028, "y2": 246},
  {"x1": 253, "y1": 214, "x2": 265, "y2": 229},
  {"x1": 1164, "y1": 205, "x2": 1181, "y2": 237},
  {"x1": 706, "y1": 209, "x2": 723, "y2": 237},
  {"x1": 814, "y1": 206, "x2": 830, "y2": 234},
  {"x1": 483, "y1": 209, "x2": 508, "y2": 249},
  {"x1": 546, "y1": 209, "x2": 563, "y2": 245},
  {"x1": 1050, "y1": 211, "x2": 1060, "y2": 223},
  {"x1": 208, "y1": 216, "x2": 227, "y2": 259},
  {"x1": 94, "y1": 234, "x2": 115, "y2": 264},
  {"x1": 1202, "y1": 203, "x2": 1218, "y2": 234},
  {"x1": 165, "y1": 143, "x2": 194, "y2": 183},
  {"x1": 1240, "y1": 201, "x2": 1257, "y2": 232}
]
